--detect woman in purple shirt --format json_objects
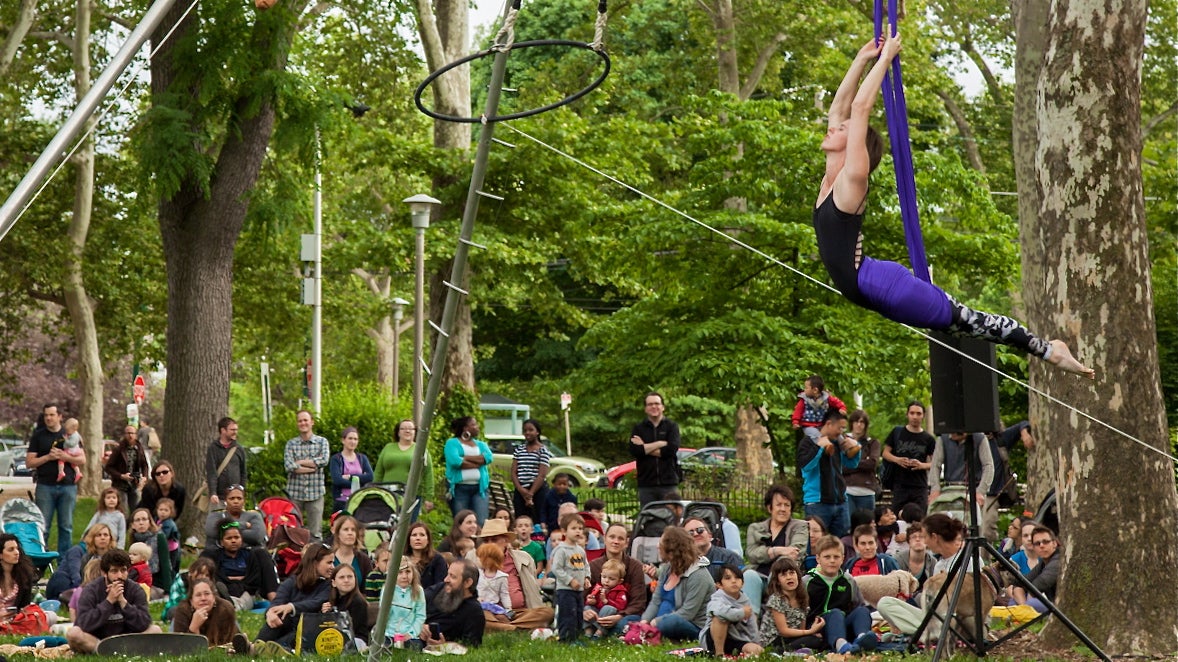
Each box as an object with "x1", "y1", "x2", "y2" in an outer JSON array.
[{"x1": 329, "y1": 427, "x2": 374, "y2": 514}]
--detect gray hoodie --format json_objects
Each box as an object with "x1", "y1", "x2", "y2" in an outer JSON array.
[{"x1": 700, "y1": 587, "x2": 759, "y2": 648}]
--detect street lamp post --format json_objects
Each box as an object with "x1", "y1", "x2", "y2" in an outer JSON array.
[
  {"x1": 390, "y1": 297, "x2": 408, "y2": 402},
  {"x1": 403, "y1": 194, "x2": 440, "y2": 423}
]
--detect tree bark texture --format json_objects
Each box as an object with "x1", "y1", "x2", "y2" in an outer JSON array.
[
  {"x1": 734, "y1": 406, "x2": 775, "y2": 483},
  {"x1": 63, "y1": 0, "x2": 105, "y2": 498},
  {"x1": 1015, "y1": 0, "x2": 1178, "y2": 654},
  {"x1": 151, "y1": 2, "x2": 303, "y2": 536},
  {"x1": 416, "y1": 0, "x2": 474, "y2": 394},
  {"x1": 0, "y1": 0, "x2": 37, "y2": 75}
]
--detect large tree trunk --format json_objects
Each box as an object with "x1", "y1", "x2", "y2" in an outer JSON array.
[
  {"x1": 1015, "y1": 0, "x2": 1178, "y2": 654},
  {"x1": 151, "y1": 2, "x2": 301, "y2": 536},
  {"x1": 63, "y1": 0, "x2": 105, "y2": 498},
  {"x1": 415, "y1": 0, "x2": 474, "y2": 394},
  {"x1": 0, "y1": 0, "x2": 37, "y2": 75},
  {"x1": 734, "y1": 406, "x2": 774, "y2": 482}
]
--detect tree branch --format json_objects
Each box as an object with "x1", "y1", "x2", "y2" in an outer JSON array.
[
  {"x1": 1144, "y1": 100, "x2": 1178, "y2": 138},
  {"x1": 961, "y1": 37, "x2": 1004, "y2": 103},
  {"x1": 26, "y1": 287, "x2": 64, "y2": 307},
  {"x1": 350, "y1": 267, "x2": 389, "y2": 297},
  {"x1": 0, "y1": 0, "x2": 38, "y2": 76},
  {"x1": 298, "y1": 2, "x2": 332, "y2": 31},
  {"x1": 934, "y1": 89, "x2": 985, "y2": 172},
  {"x1": 28, "y1": 30, "x2": 73, "y2": 50},
  {"x1": 98, "y1": 9, "x2": 133, "y2": 30},
  {"x1": 414, "y1": 0, "x2": 446, "y2": 74},
  {"x1": 738, "y1": 32, "x2": 786, "y2": 101}
]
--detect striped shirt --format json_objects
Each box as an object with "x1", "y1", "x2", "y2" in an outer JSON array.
[{"x1": 513, "y1": 444, "x2": 551, "y2": 487}]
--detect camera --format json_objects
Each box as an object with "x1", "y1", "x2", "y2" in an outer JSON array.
[{"x1": 129, "y1": 472, "x2": 143, "y2": 484}]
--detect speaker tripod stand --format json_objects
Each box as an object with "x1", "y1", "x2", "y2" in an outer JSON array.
[{"x1": 907, "y1": 433, "x2": 1109, "y2": 661}]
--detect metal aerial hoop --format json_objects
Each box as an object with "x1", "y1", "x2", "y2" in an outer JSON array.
[{"x1": 367, "y1": 2, "x2": 611, "y2": 655}]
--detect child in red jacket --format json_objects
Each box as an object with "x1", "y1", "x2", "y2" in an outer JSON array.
[
  {"x1": 792, "y1": 374, "x2": 847, "y2": 443},
  {"x1": 584, "y1": 559, "x2": 629, "y2": 638}
]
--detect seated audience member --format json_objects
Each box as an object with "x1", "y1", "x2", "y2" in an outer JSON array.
[
  {"x1": 758, "y1": 558, "x2": 825, "y2": 654},
  {"x1": 437, "y1": 510, "x2": 479, "y2": 556},
  {"x1": 1009, "y1": 521, "x2": 1041, "y2": 575},
  {"x1": 404, "y1": 522, "x2": 449, "y2": 590},
  {"x1": 584, "y1": 559, "x2": 629, "y2": 638},
  {"x1": 421, "y1": 559, "x2": 485, "y2": 647},
  {"x1": 127, "y1": 508, "x2": 172, "y2": 596},
  {"x1": 0, "y1": 534, "x2": 38, "y2": 615},
  {"x1": 998, "y1": 517, "x2": 1023, "y2": 559},
  {"x1": 127, "y1": 542, "x2": 153, "y2": 588},
  {"x1": 464, "y1": 518, "x2": 554, "y2": 631},
  {"x1": 744, "y1": 485, "x2": 809, "y2": 613},
  {"x1": 172, "y1": 578, "x2": 239, "y2": 647},
  {"x1": 475, "y1": 543, "x2": 512, "y2": 621},
  {"x1": 684, "y1": 517, "x2": 742, "y2": 582},
  {"x1": 802, "y1": 517, "x2": 826, "y2": 572},
  {"x1": 640, "y1": 526, "x2": 713, "y2": 641},
  {"x1": 238, "y1": 542, "x2": 333, "y2": 654},
  {"x1": 874, "y1": 505, "x2": 901, "y2": 555},
  {"x1": 69, "y1": 559, "x2": 103, "y2": 623},
  {"x1": 164, "y1": 557, "x2": 229, "y2": 621},
  {"x1": 841, "y1": 509, "x2": 875, "y2": 561},
  {"x1": 67, "y1": 550, "x2": 163, "y2": 653},
  {"x1": 584, "y1": 524, "x2": 648, "y2": 637},
  {"x1": 204, "y1": 485, "x2": 267, "y2": 549},
  {"x1": 384, "y1": 560, "x2": 426, "y2": 649},
  {"x1": 513, "y1": 516, "x2": 546, "y2": 574},
  {"x1": 844, "y1": 524, "x2": 900, "y2": 576},
  {"x1": 891, "y1": 521, "x2": 936, "y2": 592},
  {"x1": 541, "y1": 474, "x2": 578, "y2": 534},
  {"x1": 877, "y1": 514, "x2": 996, "y2": 641},
  {"x1": 324, "y1": 564, "x2": 370, "y2": 646},
  {"x1": 701, "y1": 564, "x2": 763, "y2": 657},
  {"x1": 365, "y1": 545, "x2": 390, "y2": 600},
  {"x1": 583, "y1": 498, "x2": 607, "y2": 525},
  {"x1": 1012, "y1": 526, "x2": 1060, "y2": 613},
  {"x1": 329, "y1": 515, "x2": 373, "y2": 585},
  {"x1": 804, "y1": 535, "x2": 878, "y2": 655},
  {"x1": 200, "y1": 517, "x2": 279, "y2": 610},
  {"x1": 47, "y1": 523, "x2": 116, "y2": 601}
]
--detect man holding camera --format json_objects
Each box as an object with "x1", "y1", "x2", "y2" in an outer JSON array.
[
  {"x1": 105, "y1": 425, "x2": 151, "y2": 514},
  {"x1": 421, "y1": 559, "x2": 484, "y2": 647},
  {"x1": 67, "y1": 549, "x2": 162, "y2": 653}
]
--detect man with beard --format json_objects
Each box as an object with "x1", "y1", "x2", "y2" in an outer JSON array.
[{"x1": 422, "y1": 559, "x2": 484, "y2": 647}]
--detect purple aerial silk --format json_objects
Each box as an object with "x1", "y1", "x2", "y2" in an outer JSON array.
[{"x1": 874, "y1": 0, "x2": 930, "y2": 284}]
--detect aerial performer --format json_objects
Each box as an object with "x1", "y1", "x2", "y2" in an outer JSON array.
[{"x1": 812, "y1": 31, "x2": 1094, "y2": 379}]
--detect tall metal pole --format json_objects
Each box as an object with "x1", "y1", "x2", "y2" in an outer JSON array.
[
  {"x1": 405, "y1": 194, "x2": 438, "y2": 422},
  {"x1": 369, "y1": 15, "x2": 514, "y2": 656},
  {"x1": 413, "y1": 222, "x2": 426, "y2": 422},
  {"x1": 311, "y1": 132, "x2": 323, "y2": 414},
  {"x1": 0, "y1": 0, "x2": 180, "y2": 242},
  {"x1": 391, "y1": 298, "x2": 407, "y2": 402}
]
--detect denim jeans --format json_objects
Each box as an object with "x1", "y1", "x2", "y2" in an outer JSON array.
[
  {"x1": 604, "y1": 613, "x2": 641, "y2": 637},
  {"x1": 654, "y1": 613, "x2": 701, "y2": 641},
  {"x1": 820, "y1": 606, "x2": 873, "y2": 649},
  {"x1": 35, "y1": 483, "x2": 77, "y2": 555},
  {"x1": 741, "y1": 569, "x2": 767, "y2": 616},
  {"x1": 450, "y1": 484, "x2": 488, "y2": 525},
  {"x1": 845, "y1": 493, "x2": 876, "y2": 519},
  {"x1": 804, "y1": 501, "x2": 850, "y2": 538}
]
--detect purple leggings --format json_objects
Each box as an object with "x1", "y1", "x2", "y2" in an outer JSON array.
[{"x1": 856, "y1": 257, "x2": 1050, "y2": 358}]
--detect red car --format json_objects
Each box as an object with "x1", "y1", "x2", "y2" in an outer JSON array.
[{"x1": 600, "y1": 448, "x2": 696, "y2": 489}]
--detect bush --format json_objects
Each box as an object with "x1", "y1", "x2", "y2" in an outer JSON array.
[{"x1": 247, "y1": 382, "x2": 409, "y2": 500}]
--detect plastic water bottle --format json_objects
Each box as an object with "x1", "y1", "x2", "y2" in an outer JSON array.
[{"x1": 350, "y1": 475, "x2": 360, "y2": 493}]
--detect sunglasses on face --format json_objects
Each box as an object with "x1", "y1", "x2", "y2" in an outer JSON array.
[
  {"x1": 688, "y1": 527, "x2": 708, "y2": 536},
  {"x1": 153, "y1": 469, "x2": 170, "y2": 477},
  {"x1": 1032, "y1": 539, "x2": 1054, "y2": 546}
]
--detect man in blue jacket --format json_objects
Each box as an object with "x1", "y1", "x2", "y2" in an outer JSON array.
[{"x1": 798, "y1": 409, "x2": 860, "y2": 538}]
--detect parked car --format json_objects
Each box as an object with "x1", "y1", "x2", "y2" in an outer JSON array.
[
  {"x1": 0, "y1": 445, "x2": 29, "y2": 477},
  {"x1": 486, "y1": 435, "x2": 606, "y2": 488},
  {"x1": 600, "y1": 447, "x2": 697, "y2": 489}
]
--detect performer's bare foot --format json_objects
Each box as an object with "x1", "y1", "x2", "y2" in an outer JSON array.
[{"x1": 1047, "y1": 339, "x2": 1095, "y2": 379}]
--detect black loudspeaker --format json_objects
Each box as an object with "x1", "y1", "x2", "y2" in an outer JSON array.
[{"x1": 928, "y1": 331, "x2": 1001, "y2": 434}]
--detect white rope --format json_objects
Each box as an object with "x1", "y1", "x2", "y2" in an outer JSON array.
[
  {"x1": 492, "y1": 8, "x2": 519, "y2": 52},
  {"x1": 10, "y1": 0, "x2": 203, "y2": 230},
  {"x1": 501, "y1": 122, "x2": 1178, "y2": 466},
  {"x1": 590, "y1": 11, "x2": 608, "y2": 52}
]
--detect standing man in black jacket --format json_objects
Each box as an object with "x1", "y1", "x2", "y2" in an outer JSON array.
[
  {"x1": 629, "y1": 392, "x2": 682, "y2": 508},
  {"x1": 205, "y1": 417, "x2": 246, "y2": 510}
]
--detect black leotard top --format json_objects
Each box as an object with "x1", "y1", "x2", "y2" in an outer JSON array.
[{"x1": 813, "y1": 192, "x2": 868, "y2": 306}]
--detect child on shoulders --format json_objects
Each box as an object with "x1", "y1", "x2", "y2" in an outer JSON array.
[{"x1": 792, "y1": 375, "x2": 847, "y2": 442}]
